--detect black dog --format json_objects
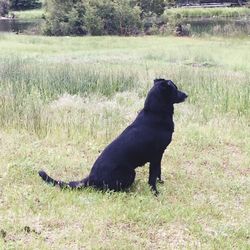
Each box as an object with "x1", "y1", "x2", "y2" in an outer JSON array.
[{"x1": 39, "y1": 79, "x2": 187, "y2": 195}]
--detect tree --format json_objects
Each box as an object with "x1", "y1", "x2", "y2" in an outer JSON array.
[
  {"x1": 90, "y1": 0, "x2": 141, "y2": 35},
  {"x1": 43, "y1": 0, "x2": 87, "y2": 36},
  {"x1": 84, "y1": 3, "x2": 104, "y2": 35},
  {"x1": 43, "y1": 0, "x2": 142, "y2": 36},
  {"x1": 164, "y1": 0, "x2": 176, "y2": 7},
  {"x1": 0, "y1": 0, "x2": 9, "y2": 16},
  {"x1": 10, "y1": 0, "x2": 41, "y2": 10},
  {"x1": 135, "y1": 0, "x2": 165, "y2": 16}
]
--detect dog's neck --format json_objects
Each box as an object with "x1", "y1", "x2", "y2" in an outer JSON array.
[
  {"x1": 166, "y1": 105, "x2": 174, "y2": 117},
  {"x1": 143, "y1": 92, "x2": 175, "y2": 131},
  {"x1": 143, "y1": 103, "x2": 174, "y2": 117},
  {"x1": 144, "y1": 91, "x2": 174, "y2": 116},
  {"x1": 141, "y1": 105, "x2": 174, "y2": 132}
]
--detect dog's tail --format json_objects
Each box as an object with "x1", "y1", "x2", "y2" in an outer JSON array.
[{"x1": 38, "y1": 170, "x2": 88, "y2": 189}]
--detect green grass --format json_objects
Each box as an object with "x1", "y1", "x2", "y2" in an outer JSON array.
[
  {"x1": 0, "y1": 34, "x2": 249, "y2": 249},
  {"x1": 12, "y1": 9, "x2": 44, "y2": 20},
  {"x1": 164, "y1": 7, "x2": 250, "y2": 19}
]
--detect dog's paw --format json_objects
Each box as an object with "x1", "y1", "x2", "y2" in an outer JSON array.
[
  {"x1": 158, "y1": 179, "x2": 164, "y2": 184},
  {"x1": 153, "y1": 190, "x2": 159, "y2": 197},
  {"x1": 150, "y1": 187, "x2": 159, "y2": 196}
]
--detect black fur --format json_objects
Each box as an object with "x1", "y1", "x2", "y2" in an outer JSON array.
[{"x1": 39, "y1": 79, "x2": 188, "y2": 195}]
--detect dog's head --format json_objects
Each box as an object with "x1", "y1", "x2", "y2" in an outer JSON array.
[
  {"x1": 153, "y1": 79, "x2": 188, "y2": 104},
  {"x1": 144, "y1": 79, "x2": 188, "y2": 113}
]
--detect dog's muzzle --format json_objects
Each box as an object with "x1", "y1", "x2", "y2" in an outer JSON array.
[{"x1": 176, "y1": 91, "x2": 188, "y2": 103}]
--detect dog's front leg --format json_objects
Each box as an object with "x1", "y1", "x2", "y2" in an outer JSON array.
[
  {"x1": 157, "y1": 167, "x2": 164, "y2": 184},
  {"x1": 148, "y1": 158, "x2": 161, "y2": 196}
]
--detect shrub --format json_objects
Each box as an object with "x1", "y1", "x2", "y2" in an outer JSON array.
[
  {"x1": 85, "y1": 0, "x2": 142, "y2": 36},
  {"x1": 43, "y1": 0, "x2": 87, "y2": 36},
  {"x1": 10, "y1": 0, "x2": 41, "y2": 10},
  {"x1": 84, "y1": 3, "x2": 104, "y2": 35},
  {"x1": 0, "y1": 0, "x2": 9, "y2": 16},
  {"x1": 135, "y1": 0, "x2": 165, "y2": 16},
  {"x1": 43, "y1": 0, "x2": 142, "y2": 36}
]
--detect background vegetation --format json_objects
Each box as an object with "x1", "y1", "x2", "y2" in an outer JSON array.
[
  {"x1": 0, "y1": 0, "x2": 41, "y2": 16},
  {"x1": 1, "y1": 0, "x2": 250, "y2": 36},
  {"x1": 0, "y1": 34, "x2": 249, "y2": 249},
  {"x1": 42, "y1": 0, "x2": 164, "y2": 36},
  {"x1": 0, "y1": 0, "x2": 10, "y2": 16},
  {"x1": 42, "y1": 0, "x2": 250, "y2": 36},
  {"x1": 10, "y1": 0, "x2": 41, "y2": 10}
]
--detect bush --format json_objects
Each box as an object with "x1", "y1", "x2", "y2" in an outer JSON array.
[
  {"x1": 43, "y1": 0, "x2": 87, "y2": 36},
  {"x1": 10, "y1": 0, "x2": 41, "y2": 10},
  {"x1": 91, "y1": 0, "x2": 142, "y2": 35},
  {"x1": 0, "y1": 0, "x2": 9, "y2": 16},
  {"x1": 84, "y1": 3, "x2": 104, "y2": 35},
  {"x1": 135, "y1": 0, "x2": 165, "y2": 16},
  {"x1": 43, "y1": 0, "x2": 142, "y2": 36}
]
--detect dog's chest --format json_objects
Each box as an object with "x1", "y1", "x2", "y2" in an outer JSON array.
[{"x1": 154, "y1": 129, "x2": 173, "y2": 150}]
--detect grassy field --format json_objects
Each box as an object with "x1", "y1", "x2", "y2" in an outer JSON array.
[
  {"x1": 164, "y1": 7, "x2": 250, "y2": 19},
  {"x1": 0, "y1": 34, "x2": 249, "y2": 249},
  {"x1": 12, "y1": 9, "x2": 44, "y2": 20}
]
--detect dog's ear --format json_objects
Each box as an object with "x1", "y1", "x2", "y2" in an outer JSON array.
[
  {"x1": 154, "y1": 79, "x2": 172, "y2": 88},
  {"x1": 154, "y1": 79, "x2": 165, "y2": 85}
]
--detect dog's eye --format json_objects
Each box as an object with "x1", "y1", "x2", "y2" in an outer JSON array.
[
  {"x1": 170, "y1": 81, "x2": 178, "y2": 90},
  {"x1": 160, "y1": 80, "x2": 171, "y2": 89},
  {"x1": 167, "y1": 80, "x2": 178, "y2": 90}
]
